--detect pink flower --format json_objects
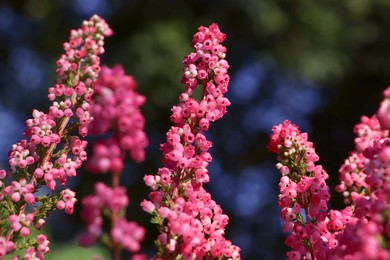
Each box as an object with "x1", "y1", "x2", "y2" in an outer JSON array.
[
  {"x1": 268, "y1": 120, "x2": 333, "y2": 259},
  {"x1": 140, "y1": 200, "x2": 156, "y2": 213},
  {"x1": 377, "y1": 86, "x2": 390, "y2": 130},
  {"x1": 87, "y1": 65, "x2": 148, "y2": 173},
  {"x1": 110, "y1": 219, "x2": 145, "y2": 253},
  {"x1": 0, "y1": 18, "x2": 112, "y2": 260},
  {"x1": 79, "y1": 65, "x2": 148, "y2": 257},
  {"x1": 144, "y1": 23, "x2": 240, "y2": 259},
  {"x1": 57, "y1": 189, "x2": 77, "y2": 215}
]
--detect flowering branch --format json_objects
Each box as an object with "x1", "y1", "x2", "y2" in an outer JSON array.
[
  {"x1": 142, "y1": 23, "x2": 241, "y2": 260},
  {"x1": 268, "y1": 120, "x2": 336, "y2": 259},
  {"x1": 78, "y1": 65, "x2": 147, "y2": 260},
  {"x1": 333, "y1": 86, "x2": 390, "y2": 259},
  {"x1": 0, "y1": 15, "x2": 112, "y2": 259},
  {"x1": 269, "y1": 86, "x2": 390, "y2": 259}
]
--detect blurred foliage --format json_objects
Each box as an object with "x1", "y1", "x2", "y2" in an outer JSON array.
[
  {"x1": 46, "y1": 242, "x2": 109, "y2": 260},
  {"x1": 1, "y1": 0, "x2": 390, "y2": 259},
  {"x1": 125, "y1": 20, "x2": 188, "y2": 107}
]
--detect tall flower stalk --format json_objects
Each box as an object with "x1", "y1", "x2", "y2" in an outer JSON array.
[
  {"x1": 333, "y1": 87, "x2": 390, "y2": 259},
  {"x1": 269, "y1": 86, "x2": 390, "y2": 259},
  {"x1": 142, "y1": 23, "x2": 241, "y2": 260},
  {"x1": 0, "y1": 15, "x2": 112, "y2": 259},
  {"x1": 78, "y1": 65, "x2": 147, "y2": 260},
  {"x1": 268, "y1": 121, "x2": 334, "y2": 259}
]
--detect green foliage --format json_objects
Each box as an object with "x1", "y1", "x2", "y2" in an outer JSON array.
[
  {"x1": 229, "y1": 0, "x2": 390, "y2": 83},
  {"x1": 45, "y1": 242, "x2": 109, "y2": 260}
]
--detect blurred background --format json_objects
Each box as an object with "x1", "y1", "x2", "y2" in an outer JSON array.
[{"x1": 1, "y1": 0, "x2": 390, "y2": 259}]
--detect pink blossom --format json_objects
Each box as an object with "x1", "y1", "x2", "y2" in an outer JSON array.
[
  {"x1": 377, "y1": 86, "x2": 390, "y2": 130},
  {"x1": 110, "y1": 219, "x2": 145, "y2": 253},
  {"x1": 140, "y1": 199, "x2": 156, "y2": 213},
  {"x1": 79, "y1": 65, "x2": 147, "y2": 258},
  {"x1": 79, "y1": 182, "x2": 136, "y2": 250},
  {"x1": 0, "y1": 236, "x2": 14, "y2": 258},
  {"x1": 143, "y1": 23, "x2": 240, "y2": 259},
  {"x1": 268, "y1": 120, "x2": 334, "y2": 259},
  {"x1": 0, "y1": 19, "x2": 112, "y2": 259},
  {"x1": 87, "y1": 65, "x2": 148, "y2": 173}
]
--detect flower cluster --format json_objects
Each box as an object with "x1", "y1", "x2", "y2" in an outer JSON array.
[
  {"x1": 336, "y1": 115, "x2": 386, "y2": 203},
  {"x1": 142, "y1": 23, "x2": 240, "y2": 259},
  {"x1": 24, "y1": 235, "x2": 50, "y2": 260},
  {"x1": 79, "y1": 182, "x2": 145, "y2": 253},
  {"x1": 56, "y1": 189, "x2": 77, "y2": 215},
  {"x1": 269, "y1": 86, "x2": 390, "y2": 259},
  {"x1": 0, "y1": 15, "x2": 112, "y2": 259},
  {"x1": 333, "y1": 86, "x2": 390, "y2": 259},
  {"x1": 268, "y1": 120, "x2": 335, "y2": 259},
  {"x1": 79, "y1": 65, "x2": 147, "y2": 259},
  {"x1": 87, "y1": 64, "x2": 148, "y2": 170}
]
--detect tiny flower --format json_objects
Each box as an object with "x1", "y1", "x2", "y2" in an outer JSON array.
[{"x1": 141, "y1": 200, "x2": 156, "y2": 213}]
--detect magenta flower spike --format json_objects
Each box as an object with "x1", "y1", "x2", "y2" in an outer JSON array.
[
  {"x1": 0, "y1": 15, "x2": 112, "y2": 259},
  {"x1": 333, "y1": 86, "x2": 390, "y2": 259},
  {"x1": 87, "y1": 65, "x2": 148, "y2": 172},
  {"x1": 269, "y1": 86, "x2": 390, "y2": 259},
  {"x1": 268, "y1": 120, "x2": 334, "y2": 259},
  {"x1": 78, "y1": 65, "x2": 147, "y2": 259},
  {"x1": 142, "y1": 23, "x2": 240, "y2": 260}
]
